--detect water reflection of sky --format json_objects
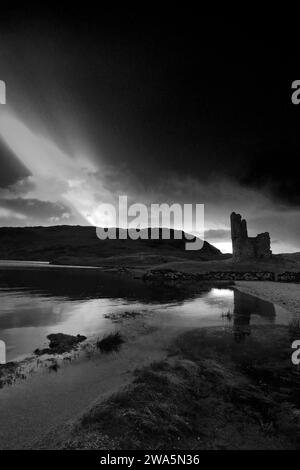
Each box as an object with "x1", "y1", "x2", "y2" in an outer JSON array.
[{"x1": 0, "y1": 268, "x2": 292, "y2": 361}]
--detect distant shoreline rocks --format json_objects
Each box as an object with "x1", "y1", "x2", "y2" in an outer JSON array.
[{"x1": 143, "y1": 269, "x2": 300, "y2": 283}]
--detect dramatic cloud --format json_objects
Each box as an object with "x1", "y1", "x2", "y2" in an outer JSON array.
[
  {"x1": 0, "y1": 198, "x2": 72, "y2": 224},
  {"x1": 0, "y1": 13, "x2": 299, "y2": 253},
  {"x1": 0, "y1": 109, "x2": 116, "y2": 226}
]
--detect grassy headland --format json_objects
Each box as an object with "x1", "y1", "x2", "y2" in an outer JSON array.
[{"x1": 61, "y1": 324, "x2": 300, "y2": 450}]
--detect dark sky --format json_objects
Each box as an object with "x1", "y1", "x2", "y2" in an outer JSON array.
[{"x1": 0, "y1": 9, "x2": 299, "y2": 252}]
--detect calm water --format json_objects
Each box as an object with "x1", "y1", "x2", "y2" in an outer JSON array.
[{"x1": 0, "y1": 265, "x2": 290, "y2": 361}]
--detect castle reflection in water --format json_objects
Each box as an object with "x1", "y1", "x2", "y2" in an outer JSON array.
[{"x1": 233, "y1": 289, "x2": 275, "y2": 343}]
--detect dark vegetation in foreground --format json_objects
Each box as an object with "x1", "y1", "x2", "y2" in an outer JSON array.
[
  {"x1": 63, "y1": 325, "x2": 300, "y2": 450},
  {"x1": 96, "y1": 332, "x2": 124, "y2": 353},
  {"x1": 289, "y1": 319, "x2": 300, "y2": 338},
  {"x1": 0, "y1": 362, "x2": 19, "y2": 388}
]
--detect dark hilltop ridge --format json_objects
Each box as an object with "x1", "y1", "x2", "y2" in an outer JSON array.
[
  {"x1": 0, "y1": 226, "x2": 228, "y2": 266},
  {"x1": 0, "y1": 215, "x2": 299, "y2": 279}
]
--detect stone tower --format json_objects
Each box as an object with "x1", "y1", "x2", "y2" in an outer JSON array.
[{"x1": 230, "y1": 212, "x2": 272, "y2": 261}]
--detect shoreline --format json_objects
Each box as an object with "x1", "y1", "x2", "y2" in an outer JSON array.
[
  {"x1": 0, "y1": 275, "x2": 298, "y2": 449},
  {"x1": 0, "y1": 308, "x2": 185, "y2": 449},
  {"x1": 234, "y1": 281, "x2": 300, "y2": 315},
  {"x1": 59, "y1": 323, "x2": 300, "y2": 450},
  {"x1": 1, "y1": 277, "x2": 296, "y2": 372},
  {"x1": 0, "y1": 260, "x2": 103, "y2": 270}
]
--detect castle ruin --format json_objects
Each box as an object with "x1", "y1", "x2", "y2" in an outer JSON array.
[{"x1": 230, "y1": 212, "x2": 272, "y2": 261}]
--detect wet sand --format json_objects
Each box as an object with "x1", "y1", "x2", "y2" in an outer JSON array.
[{"x1": 235, "y1": 281, "x2": 300, "y2": 315}]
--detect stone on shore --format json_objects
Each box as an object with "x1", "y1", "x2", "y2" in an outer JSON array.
[{"x1": 34, "y1": 333, "x2": 86, "y2": 356}]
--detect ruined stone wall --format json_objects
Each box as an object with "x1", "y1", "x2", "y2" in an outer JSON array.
[{"x1": 231, "y1": 212, "x2": 272, "y2": 261}]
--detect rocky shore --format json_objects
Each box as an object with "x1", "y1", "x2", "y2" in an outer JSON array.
[
  {"x1": 143, "y1": 268, "x2": 300, "y2": 283},
  {"x1": 34, "y1": 333, "x2": 87, "y2": 356}
]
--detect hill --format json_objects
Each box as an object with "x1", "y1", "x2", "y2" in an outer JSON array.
[{"x1": 0, "y1": 226, "x2": 228, "y2": 266}]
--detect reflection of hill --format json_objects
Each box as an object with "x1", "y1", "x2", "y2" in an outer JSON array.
[
  {"x1": 0, "y1": 267, "x2": 195, "y2": 304},
  {"x1": 0, "y1": 226, "x2": 226, "y2": 266}
]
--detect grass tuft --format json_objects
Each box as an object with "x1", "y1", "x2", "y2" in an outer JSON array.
[
  {"x1": 96, "y1": 332, "x2": 124, "y2": 353},
  {"x1": 289, "y1": 319, "x2": 300, "y2": 338}
]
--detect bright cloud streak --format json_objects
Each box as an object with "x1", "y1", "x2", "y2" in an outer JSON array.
[
  {"x1": 0, "y1": 108, "x2": 116, "y2": 226},
  {"x1": 0, "y1": 208, "x2": 26, "y2": 220},
  {"x1": 0, "y1": 109, "x2": 299, "y2": 253}
]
